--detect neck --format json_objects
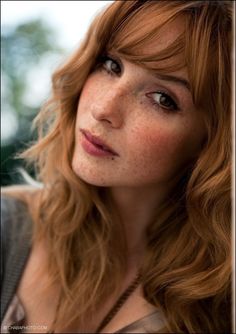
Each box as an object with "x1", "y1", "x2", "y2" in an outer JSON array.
[{"x1": 109, "y1": 185, "x2": 170, "y2": 266}]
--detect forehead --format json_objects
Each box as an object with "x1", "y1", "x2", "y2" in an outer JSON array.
[
  {"x1": 108, "y1": 6, "x2": 188, "y2": 75},
  {"x1": 141, "y1": 16, "x2": 186, "y2": 54}
]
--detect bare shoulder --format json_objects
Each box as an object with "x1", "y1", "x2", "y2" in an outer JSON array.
[
  {"x1": 1, "y1": 184, "x2": 43, "y2": 236},
  {"x1": 1, "y1": 184, "x2": 42, "y2": 208},
  {"x1": 1, "y1": 184, "x2": 40, "y2": 198}
]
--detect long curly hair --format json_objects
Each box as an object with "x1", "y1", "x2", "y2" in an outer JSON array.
[{"x1": 17, "y1": 1, "x2": 233, "y2": 332}]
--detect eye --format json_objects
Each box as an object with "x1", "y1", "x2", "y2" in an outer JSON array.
[
  {"x1": 99, "y1": 55, "x2": 122, "y2": 76},
  {"x1": 147, "y1": 91, "x2": 179, "y2": 112}
]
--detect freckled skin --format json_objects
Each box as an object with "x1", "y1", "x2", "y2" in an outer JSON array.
[
  {"x1": 72, "y1": 21, "x2": 206, "y2": 190},
  {"x1": 72, "y1": 64, "x2": 205, "y2": 189}
]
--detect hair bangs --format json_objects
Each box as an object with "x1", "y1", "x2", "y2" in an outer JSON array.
[
  {"x1": 106, "y1": 3, "x2": 188, "y2": 74},
  {"x1": 15, "y1": 1, "x2": 232, "y2": 333}
]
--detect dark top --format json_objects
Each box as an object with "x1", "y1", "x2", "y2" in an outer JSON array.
[
  {"x1": 1, "y1": 195, "x2": 32, "y2": 322},
  {"x1": 0, "y1": 195, "x2": 165, "y2": 333}
]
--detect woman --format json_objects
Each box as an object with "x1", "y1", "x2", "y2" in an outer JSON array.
[{"x1": 1, "y1": 1, "x2": 233, "y2": 333}]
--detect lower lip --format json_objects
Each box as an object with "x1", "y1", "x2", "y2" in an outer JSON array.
[{"x1": 81, "y1": 133, "x2": 117, "y2": 158}]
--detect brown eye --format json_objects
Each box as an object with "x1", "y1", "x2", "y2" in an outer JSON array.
[
  {"x1": 101, "y1": 56, "x2": 122, "y2": 75},
  {"x1": 152, "y1": 91, "x2": 178, "y2": 111},
  {"x1": 105, "y1": 59, "x2": 120, "y2": 73}
]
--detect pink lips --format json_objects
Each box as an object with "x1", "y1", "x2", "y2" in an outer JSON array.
[{"x1": 80, "y1": 129, "x2": 119, "y2": 157}]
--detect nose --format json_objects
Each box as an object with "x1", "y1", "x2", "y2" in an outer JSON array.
[{"x1": 91, "y1": 87, "x2": 127, "y2": 128}]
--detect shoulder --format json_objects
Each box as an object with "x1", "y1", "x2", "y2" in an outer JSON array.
[
  {"x1": 1, "y1": 184, "x2": 42, "y2": 224},
  {"x1": 1, "y1": 184, "x2": 40, "y2": 204},
  {"x1": 1, "y1": 188, "x2": 34, "y2": 237},
  {"x1": 0, "y1": 189, "x2": 35, "y2": 321},
  {"x1": 1, "y1": 191, "x2": 29, "y2": 218},
  {"x1": 1, "y1": 187, "x2": 36, "y2": 264}
]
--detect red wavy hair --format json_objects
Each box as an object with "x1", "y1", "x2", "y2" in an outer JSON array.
[{"x1": 12, "y1": 1, "x2": 233, "y2": 332}]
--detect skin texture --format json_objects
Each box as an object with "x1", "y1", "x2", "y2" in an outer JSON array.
[
  {"x1": 12, "y1": 17, "x2": 214, "y2": 334},
  {"x1": 72, "y1": 58, "x2": 206, "y2": 190},
  {"x1": 72, "y1": 18, "x2": 207, "y2": 261}
]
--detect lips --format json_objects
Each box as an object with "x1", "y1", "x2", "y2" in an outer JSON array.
[{"x1": 80, "y1": 129, "x2": 119, "y2": 156}]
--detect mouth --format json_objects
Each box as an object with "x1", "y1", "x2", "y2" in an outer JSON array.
[{"x1": 80, "y1": 129, "x2": 119, "y2": 157}]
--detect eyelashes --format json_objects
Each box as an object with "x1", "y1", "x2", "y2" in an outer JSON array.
[
  {"x1": 98, "y1": 54, "x2": 122, "y2": 76},
  {"x1": 96, "y1": 54, "x2": 180, "y2": 113},
  {"x1": 146, "y1": 92, "x2": 179, "y2": 112}
]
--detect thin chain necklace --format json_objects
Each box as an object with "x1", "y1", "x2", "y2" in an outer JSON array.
[
  {"x1": 47, "y1": 273, "x2": 141, "y2": 333},
  {"x1": 96, "y1": 273, "x2": 141, "y2": 333}
]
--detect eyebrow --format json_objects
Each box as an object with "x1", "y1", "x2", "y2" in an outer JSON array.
[{"x1": 154, "y1": 73, "x2": 191, "y2": 91}]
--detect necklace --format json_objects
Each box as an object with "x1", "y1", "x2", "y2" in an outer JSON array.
[
  {"x1": 96, "y1": 273, "x2": 141, "y2": 333},
  {"x1": 47, "y1": 273, "x2": 141, "y2": 333}
]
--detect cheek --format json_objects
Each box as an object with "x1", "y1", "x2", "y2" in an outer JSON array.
[
  {"x1": 131, "y1": 123, "x2": 183, "y2": 155},
  {"x1": 127, "y1": 123, "x2": 198, "y2": 175},
  {"x1": 77, "y1": 84, "x2": 92, "y2": 115},
  {"x1": 77, "y1": 74, "x2": 106, "y2": 113}
]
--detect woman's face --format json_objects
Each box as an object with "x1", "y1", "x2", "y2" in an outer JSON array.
[{"x1": 72, "y1": 20, "x2": 206, "y2": 190}]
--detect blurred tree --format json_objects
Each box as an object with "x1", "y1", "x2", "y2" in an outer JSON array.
[{"x1": 1, "y1": 18, "x2": 65, "y2": 185}]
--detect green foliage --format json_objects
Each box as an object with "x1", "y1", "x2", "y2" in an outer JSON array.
[{"x1": 1, "y1": 18, "x2": 65, "y2": 185}]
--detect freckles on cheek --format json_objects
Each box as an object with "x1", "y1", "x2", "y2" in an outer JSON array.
[
  {"x1": 78, "y1": 88, "x2": 91, "y2": 112},
  {"x1": 78, "y1": 75, "x2": 106, "y2": 110},
  {"x1": 77, "y1": 75, "x2": 99, "y2": 109},
  {"x1": 125, "y1": 127, "x2": 192, "y2": 183},
  {"x1": 133, "y1": 126, "x2": 178, "y2": 156},
  {"x1": 127, "y1": 125, "x2": 191, "y2": 177}
]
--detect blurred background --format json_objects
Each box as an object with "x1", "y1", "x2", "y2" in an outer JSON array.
[{"x1": 1, "y1": 0, "x2": 113, "y2": 186}]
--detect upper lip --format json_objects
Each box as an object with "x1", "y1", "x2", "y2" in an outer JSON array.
[{"x1": 81, "y1": 129, "x2": 119, "y2": 156}]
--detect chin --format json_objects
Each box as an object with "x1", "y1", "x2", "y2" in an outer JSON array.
[{"x1": 72, "y1": 163, "x2": 109, "y2": 188}]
